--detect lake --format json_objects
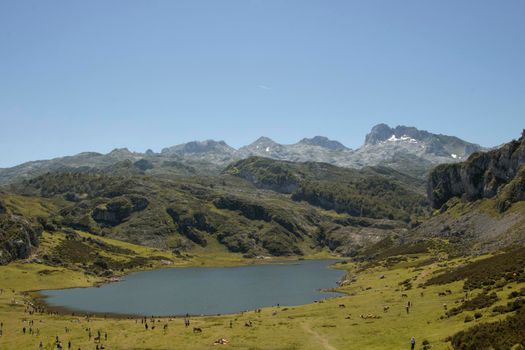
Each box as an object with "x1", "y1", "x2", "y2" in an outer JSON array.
[{"x1": 39, "y1": 259, "x2": 344, "y2": 316}]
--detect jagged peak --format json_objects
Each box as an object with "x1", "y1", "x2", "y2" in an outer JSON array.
[
  {"x1": 365, "y1": 123, "x2": 463, "y2": 145},
  {"x1": 252, "y1": 136, "x2": 278, "y2": 145}
]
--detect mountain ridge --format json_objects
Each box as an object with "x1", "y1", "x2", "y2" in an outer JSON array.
[{"x1": 0, "y1": 124, "x2": 485, "y2": 185}]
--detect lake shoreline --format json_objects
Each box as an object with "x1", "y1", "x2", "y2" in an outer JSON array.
[{"x1": 31, "y1": 258, "x2": 347, "y2": 319}]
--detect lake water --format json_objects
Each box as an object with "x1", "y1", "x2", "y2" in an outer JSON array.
[{"x1": 39, "y1": 259, "x2": 344, "y2": 316}]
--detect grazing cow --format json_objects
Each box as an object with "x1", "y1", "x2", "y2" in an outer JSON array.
[
  {"x1": 383, "y1": 306, "x2": 390, "y2": 313},
  {"x1": 338, "y1": 304, "x2": 346, "y2": 308},
  {"x1": 193, "y1": 327, "x2": 202, "y2": 333},
  {"x1": 443, "y1": 303, "x2": 447, "y2": 310},
  {"x1": 401, "y1": 294, "x2": 408, "y2": 298}
]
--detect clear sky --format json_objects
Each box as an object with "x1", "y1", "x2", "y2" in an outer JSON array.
[{"x1": 1, "y1": 0, "x2": 524, "y2": 167}]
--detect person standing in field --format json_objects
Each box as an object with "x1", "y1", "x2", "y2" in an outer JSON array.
[{"x1": 410, "y1": 336, "x2": 416, "y2": 350}]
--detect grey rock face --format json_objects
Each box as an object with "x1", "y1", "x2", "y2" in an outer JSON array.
[
  {"x1": 91, "y1": 195, "x2": 149, "y2": 227},
  {"x1": 428, "y1": 131, "x2": 525, "y2": 208},
  {"x1": 0, "y1": 212, "x2": 43, "y2": 265},
  {"x1": 364, "y1": 123, "x2": 394, "y2": 145}
]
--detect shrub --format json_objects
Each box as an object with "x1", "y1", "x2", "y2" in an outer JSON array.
[
  {"x1": 451, "y1": 308, "x2": 525, "y2": 350},
  {"x1": 447, "y1": 292, "x2": 498, "y2": 317}
]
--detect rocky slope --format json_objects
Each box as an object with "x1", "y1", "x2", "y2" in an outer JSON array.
[
  {"x1": 0, "y1": 124, "x2": 483, "y2": 185},
  {"x1": 428, "y1": 130, "x2": 525, "y2": 209},
  {"x1": 393, "y1": 131, "x2": 525, "y2": 254},
  {"x1": 0, "y1": 194, "x2": 44, "y2": 264}
]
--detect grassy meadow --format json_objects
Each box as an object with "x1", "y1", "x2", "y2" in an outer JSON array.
[{"x1": 1, "y1": 230, "x2": 524, "y2": 350}]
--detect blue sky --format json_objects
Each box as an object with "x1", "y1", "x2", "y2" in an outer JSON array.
[{"x1": 0, "y1": 0, "x2": 524, "y2": 167}]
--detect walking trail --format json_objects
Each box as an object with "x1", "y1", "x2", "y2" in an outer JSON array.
[{"x1": 301, "y1": 323, "x2": 338, "y2": 350}]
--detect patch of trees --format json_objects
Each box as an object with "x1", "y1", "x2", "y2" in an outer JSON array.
[{"x1": 291, "y1": 178, "x2": 427, "y2": 222}]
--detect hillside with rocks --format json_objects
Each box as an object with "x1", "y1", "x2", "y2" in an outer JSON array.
[
  {"x1": 393, "y1": 131, "x2": 525, "y2": 255},
  {"x1": 428, "y1": 130, "x2": 525, "y2": 209}
]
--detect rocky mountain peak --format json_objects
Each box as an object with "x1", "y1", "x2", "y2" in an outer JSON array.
[
  {"x1": 236, "y1": 137, "x2": 286, "y2": 158},
  {"x1": 364, "y1": 124, "x2": 394, "y2": 145},
  {"x1": 252, "y1": 136, "x2": 278, "y2": 146},
  {"x1": 298, "y1": 136, "x2": 348, "y2": 151},
  {"x1": 364, "y1": 124, "x2": 430, "y2": 145},
  {"x1": 161, "y1": 140, "x2": 235, "y2": 156}
]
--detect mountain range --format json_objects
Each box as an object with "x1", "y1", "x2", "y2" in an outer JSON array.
[
  {"x1": 0, "y1": 124, "x2": 523, "y2": 267},
  {"x1": 0, "y1": 124, "x2": 484, "y2": 185}
]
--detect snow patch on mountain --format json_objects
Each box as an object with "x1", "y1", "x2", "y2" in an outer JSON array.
[{"x1": 385, "y1": 135, "x2": 418, "y2": 144}]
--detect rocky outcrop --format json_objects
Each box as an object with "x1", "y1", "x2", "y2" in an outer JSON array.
[
  {"x1": 223, "y1": 157, "x2": 300, "y2": 194},
  {"x1": 165, "y1": 208, "x2": 214, "y2": 246},
  {"x1": 213, "y1": 195, "x2": 307, "y2": 238},
  {"x1": 133, "y1": 159, "x2": 154, "y2": 171},
  {"x1": 496, "y1": 166, "x2": 525, "y2": 212},
  {"x1": 428, "y1": 131, "x2": 525, "y2": 209},
  {"x1": 0, "y1": 205, "x2": 43, "y2": 265},
  {"x1": 213, "y1": 196, "x2": 273, "y2": 222},
  {"x1": 91, "y1": 195, "x2": 149, "y2": 226}
]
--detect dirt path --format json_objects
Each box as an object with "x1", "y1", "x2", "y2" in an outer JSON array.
[
  {"x1": 415, "y1": 268, "x2": 432, "y2": 285},
  {"x1": 301, "y1": 323, "x2": 338, "y2": 350}
]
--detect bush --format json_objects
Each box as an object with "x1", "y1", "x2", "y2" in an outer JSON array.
[
  {"x1": 451, "y1": 308, "x2": 525, "y2": 350},
  {"x1": 447, "y1": 292, "x2": 498, "y2": 317},
  {"x1": 492, "y1": 298, "x2": 525, "y2": 314}
]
